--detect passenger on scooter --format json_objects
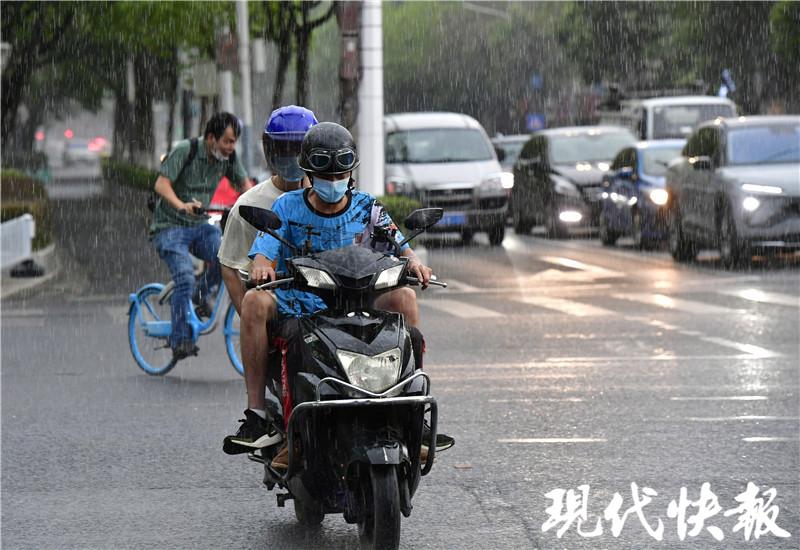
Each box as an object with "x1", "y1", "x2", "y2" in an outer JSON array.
[
  {"x1": 223, "y1": 122, "x2": 454, "y2": 466},
  {"x1": 218, "y1": 105, "x2": 318, "y2": 314}
]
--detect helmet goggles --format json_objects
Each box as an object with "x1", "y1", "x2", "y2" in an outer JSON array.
[{"x1": 305, "y1": 147, "x2": 357, "y2": 174}]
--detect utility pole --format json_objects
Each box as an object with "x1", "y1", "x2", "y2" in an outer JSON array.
[
  {"x1": 236, "y1": 1, "x2": 253, "y2": 173},
  {"x1": 356, "y1": 0, "x2": 383, "y2": 196},
  {"x1": 217, "y1": 25, "x2": 236, "y2": 115},
  {"x1": 336, "y1": 2, "x2": 361, "y2": 130}
]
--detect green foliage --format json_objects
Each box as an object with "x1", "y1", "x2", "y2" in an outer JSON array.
[
  {"x1": 101, "y1": 158, "x2": 159, "y2": 192},
  {"x1": 0, "y1": 170, "x2": 52, "y2": 250},
  {"x1": 378, "y1": 195, "x2": 422, "y2": 233},
  {"x1": 771, "y1": 1, "x2": 800, "y2": 71}
]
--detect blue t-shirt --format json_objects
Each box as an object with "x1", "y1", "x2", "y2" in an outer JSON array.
[{"x1": 249, "y1": 188, "x2": 409, "y2": 317}]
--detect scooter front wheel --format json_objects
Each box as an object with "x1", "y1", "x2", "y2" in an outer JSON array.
[
  {"x1": 128, "y1": 284, "x2": 178, "y2": 376},
  {"x1": 358, "y1": 465, "x2": 401, "y2": 550}
]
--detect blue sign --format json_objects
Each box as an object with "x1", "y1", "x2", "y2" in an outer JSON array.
[
  {"x1": 526, "y1": 113, "x2": 546, "y2": 131},
  {"x1": 530, "y1": 73, "x2": 544, "y2": 90}
]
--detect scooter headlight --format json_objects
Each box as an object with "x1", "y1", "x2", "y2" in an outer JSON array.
[
  {"x1": 374, "y1": 264, "x2": 405, "y2": 290},
  {"x1": 337, "y1": 347, "x2": 402, "y2": 393},
  {"x1": 296, "y1": 266, "x2": 336, "y2": 289}
]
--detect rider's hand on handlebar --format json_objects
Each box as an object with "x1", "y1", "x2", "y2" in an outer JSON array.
[
  {"x1": 250, "y1": 256, "x2": 276, "y2": 285},
  {"x1": 407, "y1": 259, "x2": 433, "y2": 289}
]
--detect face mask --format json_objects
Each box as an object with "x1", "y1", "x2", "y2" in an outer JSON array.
[
  {"x1": 271, "y1": 156, "x2": 305, "y2": 182},
  {"x1": 312, "y1": 176, "x2": 349, "y2": 203},
  {"x1": 211, "y1": 141, "x2": 229, "y2": 161}
]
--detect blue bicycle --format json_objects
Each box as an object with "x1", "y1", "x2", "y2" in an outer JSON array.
[{"x1": 128, "y1": 210, "x2": 243, "y2": 376}]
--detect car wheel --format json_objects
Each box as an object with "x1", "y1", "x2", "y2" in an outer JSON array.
[
  {"x1": 668, "y1": 205, "x2": 697, "y2": 262},
  {"x1": 719, "y1": 205, "x2": 750, "y2": 268},
  {"x1": 488, "y1": 224, "x2": 505, "y2": 246},
  {"x1": 512, "y1": 206, "x2": 533, "y2": 235},
  {"x1": 546, "y1": 208, "x2": 568, "y2": 239},
  {"x1": 632, "y1": 209, "x2": 655, "y2": 250},
  {"x1": 599, "y1": 212, "x2": 618, "y2": 246}
]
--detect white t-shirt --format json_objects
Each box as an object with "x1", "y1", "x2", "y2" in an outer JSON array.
[{"x1": 217, "y1": 178, "x2": 285, "y2": 271}]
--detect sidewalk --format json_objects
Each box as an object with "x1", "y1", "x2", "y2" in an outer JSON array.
[{"x1": 0, "y1": 243, "x2": 60, "y2": 301}]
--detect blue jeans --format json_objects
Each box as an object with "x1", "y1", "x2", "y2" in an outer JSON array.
[{"x1": 153, "y1": 224, "x2": 222, "y2": 348}]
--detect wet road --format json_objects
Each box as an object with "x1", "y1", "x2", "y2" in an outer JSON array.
[{"x1": 2, "y1": 184, "x2": 798, "y2": 549}]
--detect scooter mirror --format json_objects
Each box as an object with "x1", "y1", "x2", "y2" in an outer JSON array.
[
  {"x1": 404, "y1": 208, "x2": 444, "y2": 230},
  {"x1": 239, "y1": 206, "x2": 282, "y2": 232}
]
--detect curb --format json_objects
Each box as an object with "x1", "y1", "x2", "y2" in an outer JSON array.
[{"x1": 0, "y1": 243, "x2": 60, "y2": 301}]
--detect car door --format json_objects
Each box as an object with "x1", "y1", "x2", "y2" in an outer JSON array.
[{"x1": 681, "y1": 127, "x2": 716, "y2": 234}]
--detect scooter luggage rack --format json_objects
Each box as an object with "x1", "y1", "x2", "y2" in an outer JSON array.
[{"x1": 282, "y1": 372, "x2": 439, "y2": 477}]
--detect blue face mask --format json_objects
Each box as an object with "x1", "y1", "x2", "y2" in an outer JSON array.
[
  {"x1": 312, "y1": 176, "x2": 349, "y2": 203},
  {"x1": 271, "y1": 156, "x2": 305, "y2": 182}
]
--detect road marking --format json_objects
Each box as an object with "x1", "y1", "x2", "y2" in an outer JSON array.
[
  {"x1": 498, "y1": 438, "x2": 607, "y2": 444},
  {"x1": 433, "y1": 373, "x2": 578, "y2": 382},
  {"x1": 742, "y1": 437, "x2": 798, "y2": 443},
  {"x1": 1, "y1": 317, "x2": 45, "y2": 328},
  {"x1": 440, "y1": 278, "x2": 480, "y2": 293},
  {"x1": 613, "y1": 293, "x2": 739, "y2": 315},
  {"x1": 686, "y1": 416, "x2": 798, "y2": 422},
  {"x1": 717, "y1": 288, "x2": 800, "y2": 307},
  {"x1": 489, "y1": 397, "x2": 585, "y2": 403},
  {"x1": 671, "y1": 396, "x2": 769, "y2": 401},
  {"x1": 516, "y1": 295, "x2": 616, "y2": 317},
  {"x1": 540, "y1": 256, "x2": 624, "y2": 278},
  {"x1": 421, "y1": 299, "x2": 502, "y2": 318},
  {"x1": 694, "y1": 337, "x2": 780, "y2": 358}
]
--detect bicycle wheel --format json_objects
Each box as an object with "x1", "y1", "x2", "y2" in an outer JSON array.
[
  {"x1": 129, "y1": 284, "x2": 178, "y2": 375},
  {"x1": 223, "y1": 302, "x2": 244, "y2": 376}
]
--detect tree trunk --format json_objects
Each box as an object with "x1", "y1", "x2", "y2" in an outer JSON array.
[
  {"x1": 295, "y1": 3, "x2": 312, "y2": 106},
  {"x1": 131, "y1": 53, "x2": 155, "y2": 167},
  {"x1": 165, "y1": 49, "x2": 179, "y2": 153},
  {"x1": 1, "y1": 63, "x2": 27, "y2": 150}
]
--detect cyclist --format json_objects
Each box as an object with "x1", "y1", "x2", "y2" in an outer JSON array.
[
  {"x1": 218, "y1": 105, "x2": 318, "y2": 315},
  {"x1": 223, "y1": 122, "x2": 454, "y2": 466},
  {"x1": 151, "y1": 112, "x2": 249, "y2": 361}
]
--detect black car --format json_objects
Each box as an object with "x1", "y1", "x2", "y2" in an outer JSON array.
[{"x1": 511, "y1": 126, "x2": 637, "y2": 237}]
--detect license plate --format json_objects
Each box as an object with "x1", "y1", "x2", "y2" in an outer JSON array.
[{"x1": 439, "y1": 212, "x2": 466, "y2": 226}]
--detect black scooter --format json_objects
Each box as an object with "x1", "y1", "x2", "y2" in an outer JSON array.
[{"x1": 239, "y1": 205, "x2": 446, "y2": 550}]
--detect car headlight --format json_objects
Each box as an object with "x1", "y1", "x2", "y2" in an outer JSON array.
[
  {"x1": 374, "y1": 263, "x2": 405, "y2": 290},
  {"x1": 296, "y1": 266, "x2": 336, "y2": 289},
  {"x1": 552, "y1": 175, "x2": 581, "y2": 198},
  {"x1": 741, "y1": 183, "x2": 782, "y2": 195},
  {"x1": 742, "y1": 197, "x2": 760, "y2": 212},
  {"x1": 337, "y1": 347, "x2": 402, "y2": 393},
  {"x1": 648, "y1": 189, "x2": 669, "y2": 205}
]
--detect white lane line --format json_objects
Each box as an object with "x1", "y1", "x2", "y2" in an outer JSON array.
[
  {"x1": 498, "y1": 438, "x2": 607, "y2": 444},
  {"x1": 489, "y1": 398, "x2": 585, "y2": 403},
  {"x1": 686, "y1": 416, "x2": 798, "y2": 422},
  {"x1": 742, "y1": 437, "x2": 798, "y2": 443},
  {"x1": 696, "y1": 337, "x2": 780, "y2": 359},
  {"x1": 540, "y1": 256, "x2": 624, "y2": 278},
  {"x1": 433, "y1": 373, "x2": 578, "y2": 382},
  {"x1": 421, "y1": 299, "x2": 502, "y2": 318},
  {"x1": 671, "y1": 396, "x2": 769, "y2": 402},
  {"x1": 717, "y1": 288, "x2": 800, "y2": 307},
  {"x1": 516, "y1": 295, "x2": 616, "y2": 317},
  {"x1": 1, "y1": 318, "x2": 45, "y2": 328},
  {"x1": 440, "y1": 278, "x2": 481, "y2": 293},
  {"x1": 613, "y1": 293, "x2": 739, "y2": 315}
]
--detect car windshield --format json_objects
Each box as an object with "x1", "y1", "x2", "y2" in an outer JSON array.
[
  {"x1": 641, "y1": 146, "x2": 684, "y2": 176},
  {"x1": 386, "y1": 128, "x2": 494, "y2": 163},
  {"x1": 549, "y1": 131, "x2": 636, "y2": 164},
  {"x1": 726, "y1": 124, "x2": 800, "y2": 165},
  {"x1": 652, "y1": 104, "x2": 736, "y2": 139}
]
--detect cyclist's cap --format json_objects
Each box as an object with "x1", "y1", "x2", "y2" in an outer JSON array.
[{"x1": 264, "y1": 105, "x2": 318, "y2": 141}]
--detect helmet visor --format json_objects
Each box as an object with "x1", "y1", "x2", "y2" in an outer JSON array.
[{"x1": 306, "y1": 148, "x2": 357, "y2": 173}]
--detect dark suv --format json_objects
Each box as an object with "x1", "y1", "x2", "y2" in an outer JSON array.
[{"x1": 511, "y1": 126, "x2": 636, "y2": 237}]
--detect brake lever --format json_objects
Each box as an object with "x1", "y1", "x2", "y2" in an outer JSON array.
[
  {"x1": 245, "y1": 277, "x2": 293, "y2": 290},
  {"x1": 406, "y1": 276, "x2": 447, "y2": 288}
]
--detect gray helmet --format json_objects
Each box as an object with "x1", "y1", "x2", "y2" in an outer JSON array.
[{"x1": 298, "y1": 122, "x2": 360, "y2": 176}]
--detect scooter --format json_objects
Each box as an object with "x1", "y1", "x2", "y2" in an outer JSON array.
[{"x1": 238, "y1": 205, "x2": 446, "y2": 550}]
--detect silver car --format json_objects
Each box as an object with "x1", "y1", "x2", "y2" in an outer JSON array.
[
  {"x1": 666, "y1": 116, "x2": 800, "y2": 266},
  {"x1": 384, "y1": 112, "x2": 510, "y2": 246}
]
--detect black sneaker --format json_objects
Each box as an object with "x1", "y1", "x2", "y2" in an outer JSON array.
[
  {"x1": 422, "y1": 421, "x2": 455, "y2": 453},
  {"x1": 223, "y1": 410, "x2": 283, "y2": 455},
  {"x1": 172, "y1": 341, "x2": 199, "y2": 361}
]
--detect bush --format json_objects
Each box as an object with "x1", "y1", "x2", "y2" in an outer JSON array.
[
  {"x1": 0, "y1": 169, "x2": 52, "y2": 250},
  {"x1": 378, "y1": 194, "x2": 422, "y2": 232},
  {"x1": 102, "y1": 158, "x2": 158, "y2": 192}
]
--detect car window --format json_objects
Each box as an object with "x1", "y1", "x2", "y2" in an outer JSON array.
[
  {"x1": 726, "y1": 124, "x2": 800, "y2": 165},
  {"x1": 641, "y1": 146, "x2": 684, "y2": 176},
  {"x1": 548, "y1": 130, "x2": 636, "y2": 164},
  {"x1": 651, "y1": 104, "x2": 735, "y2": 139},
  {"x1": 386, "y1": 128, "x2": 494, "y2": 164}
]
